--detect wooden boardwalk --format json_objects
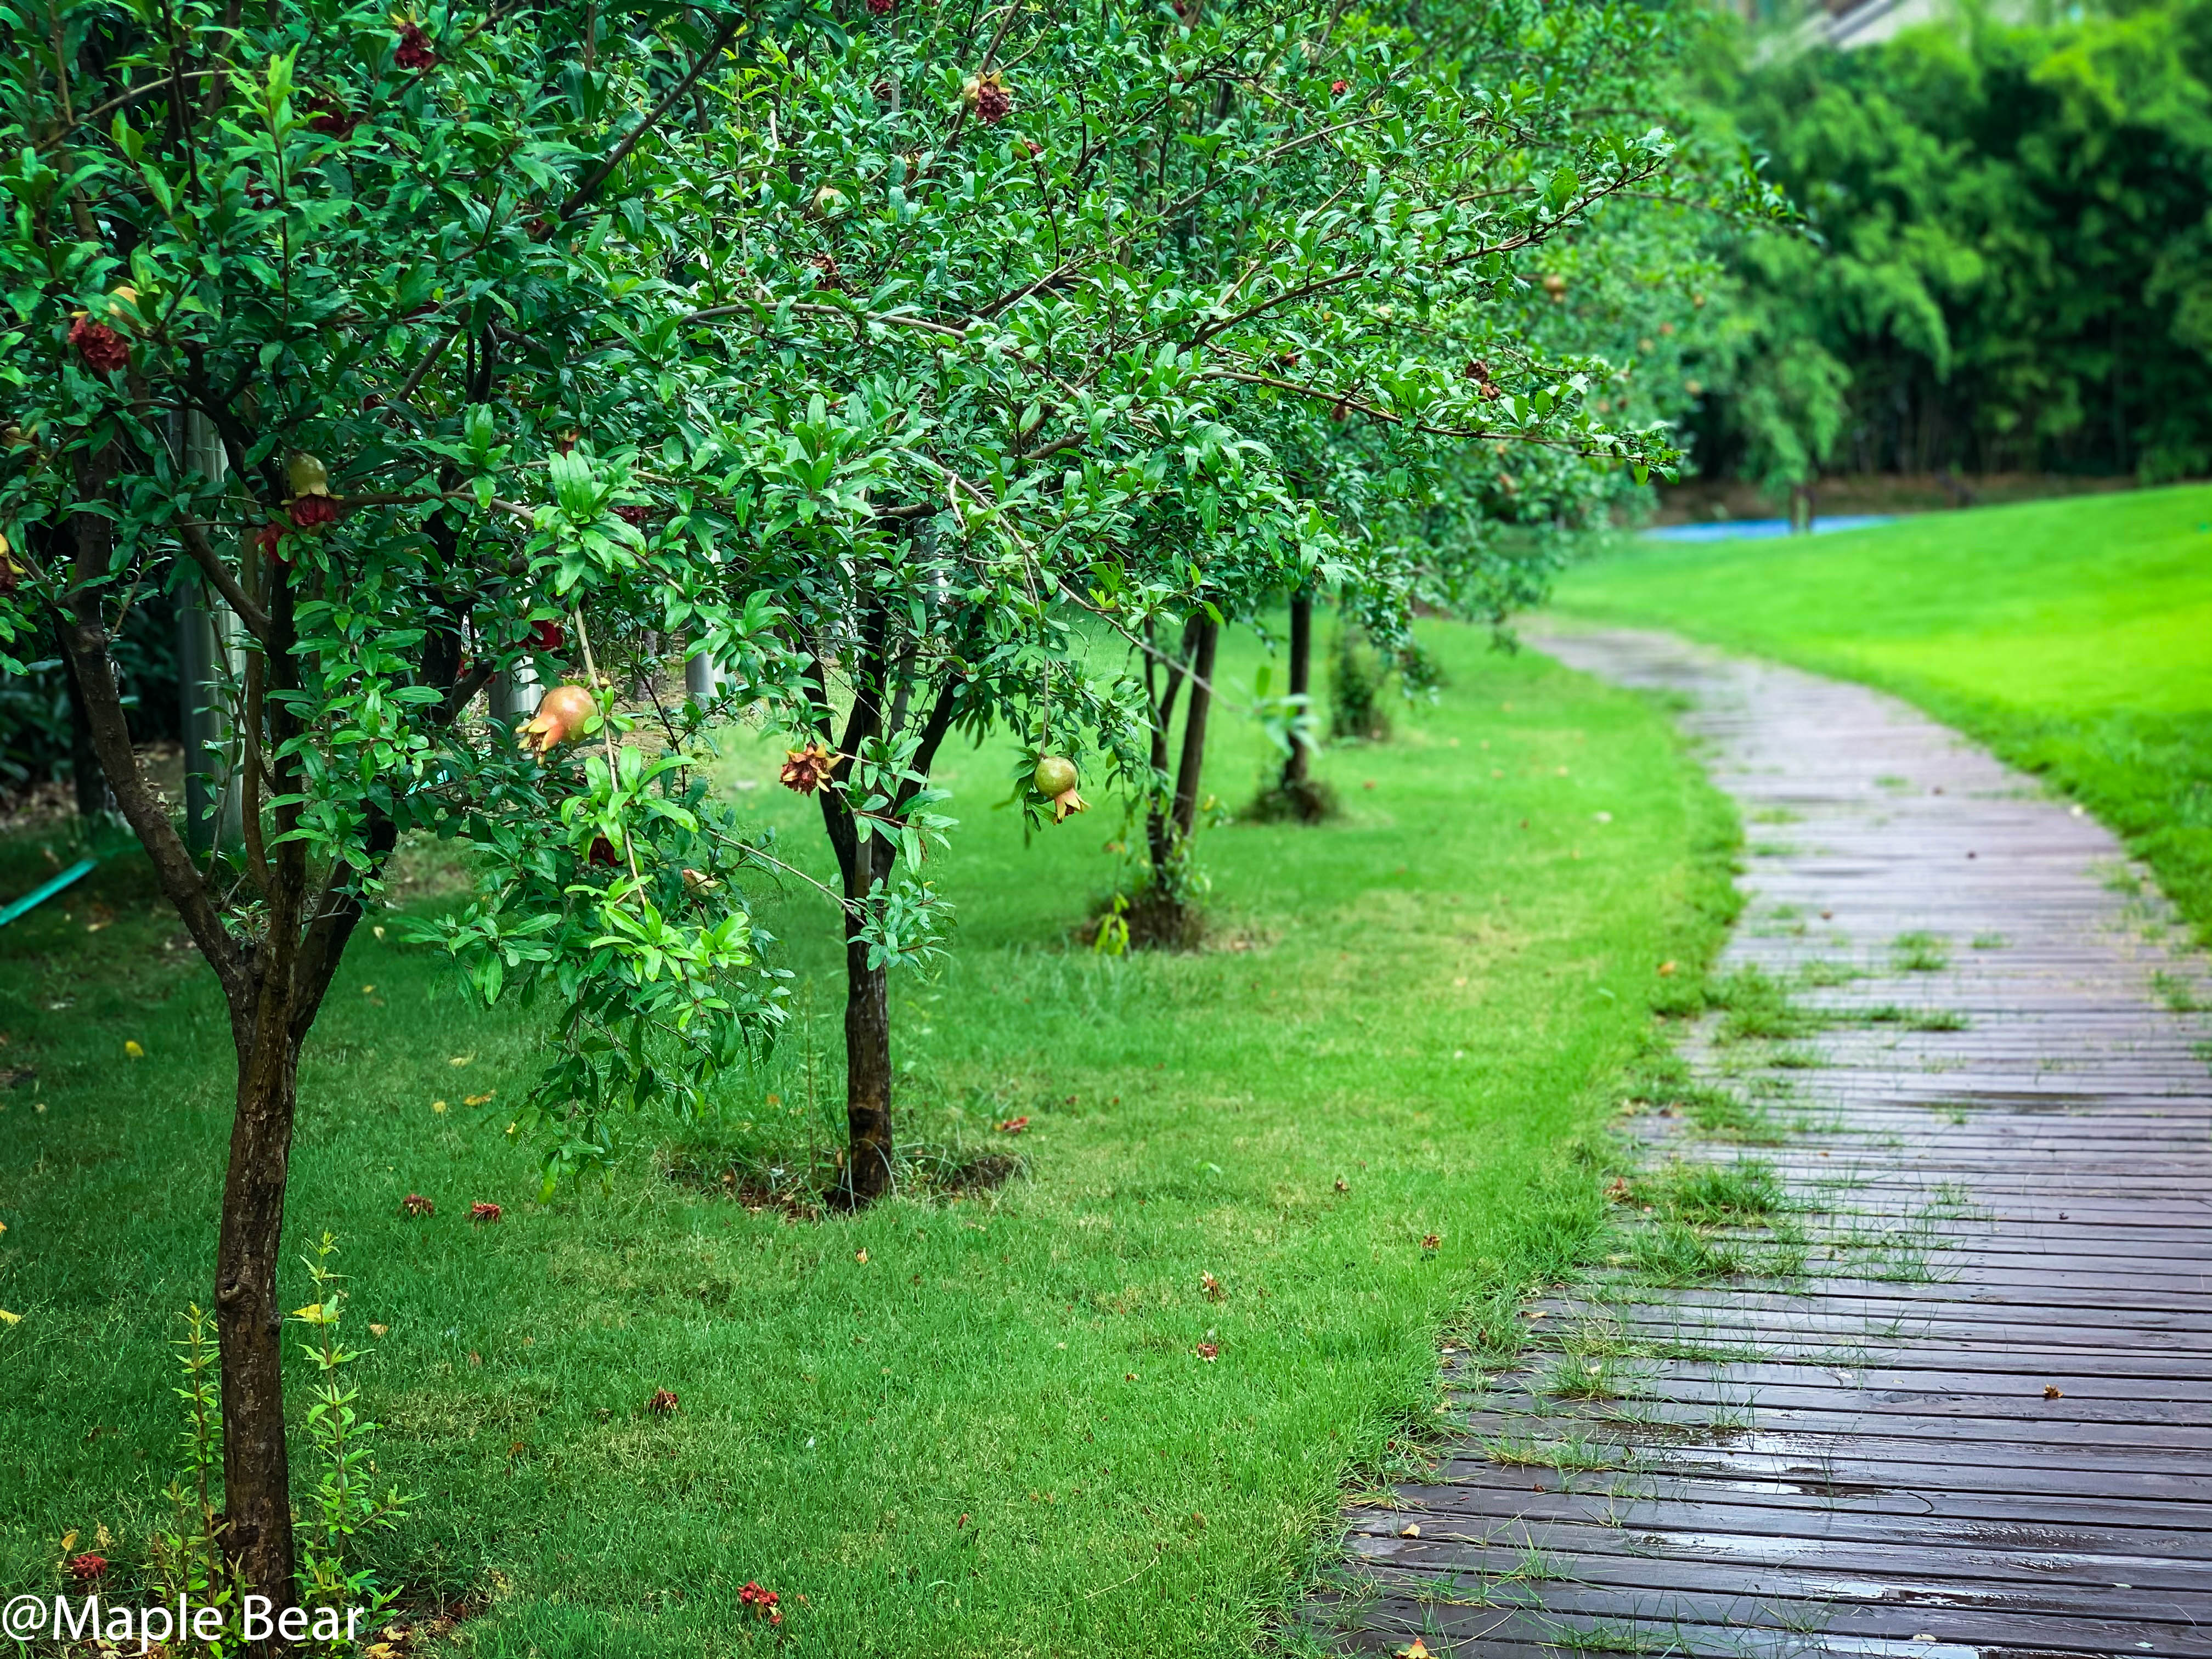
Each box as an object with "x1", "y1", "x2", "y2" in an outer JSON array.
[{"x1": 1328, "y1": 630, "x2": 2212, "y2": 1658}]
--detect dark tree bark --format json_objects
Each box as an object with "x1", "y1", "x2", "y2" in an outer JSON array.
[
  {"x1": 1133, "y1": 613, "x2": 1218, "y2": 946},
  {"x1": 1279, "y1": 586, "x2": 1312, "y2": 794},
  {"x1": 50, "y1": 613, "x2": 110, "y2": 817},
  {"x1": 1170, "y1": 616, "x2": 1218, "y2": 843}
]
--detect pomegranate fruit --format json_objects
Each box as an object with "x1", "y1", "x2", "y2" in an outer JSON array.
[
  {"x1": 1033, "y1": 755, "x2": 1078, "y2": 797},
  {"x1": 517, "y1": 682, "x2": 597, "y2": 755}
]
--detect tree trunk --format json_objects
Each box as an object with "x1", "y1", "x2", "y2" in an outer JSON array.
[
  {"x1": 213, "y1": 1021, "x2": 302, "y2": 1621},
  {"x1": 1280, "y1": 588, "x2": 1312, "y2": 793},
  {"x1": 821, "y1": 776, "x2": 896, "y2": 1207},
  {"x1": 1170, "y1": 616, "x2": 1218, "y2": 842},
  {"x1": 51, "y1": 616, "x2": 109, "y2": 817}
]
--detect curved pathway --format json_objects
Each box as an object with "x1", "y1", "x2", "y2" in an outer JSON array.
[{"x1": 1331, "y1": 629, "x2": 2212, "y2": 1657}]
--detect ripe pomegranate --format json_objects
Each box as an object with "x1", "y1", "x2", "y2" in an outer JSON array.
[
  {"x1": 1541, "y1": 273, "x2": 1567, "y2": 300},
  {"x1": 518, "y1": 682, "x2": 597, "y2": 755}
]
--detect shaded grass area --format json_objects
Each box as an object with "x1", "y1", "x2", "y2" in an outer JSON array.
[
  {"x1": 0, "y1": 621, "x2": 1738, "y2": 1657},
  {"x1": 1555, "y1": 484, "x2": 2212, "y2": 939}
]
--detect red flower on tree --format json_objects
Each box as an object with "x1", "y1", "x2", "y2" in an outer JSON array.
[
  {"x1": 68, "y1": 316, "x2": 128, "y2": 374},
  {"x1": 529, "y1": 619, "x2": 566, "y2": 652},
  {"x1": 1330, "y1": 78, "x2": 1349, "y2": 95},
  {"x1": 868, "y1": 0, "x2": 895, "y2": 14},
  {"x1": 395, "y1": 22, "x2": 436, "y2": 69},
  {"x1": 289, "y1": 494, "x2": 339, "y2": 529}
]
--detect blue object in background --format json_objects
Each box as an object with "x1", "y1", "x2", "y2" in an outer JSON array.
[
  {"x1": 1641, "y1": 515, "x2": 1898, "y2": 543},
  {"x1": 0, "y1": 857, "x2": 95, "y2": 929}
]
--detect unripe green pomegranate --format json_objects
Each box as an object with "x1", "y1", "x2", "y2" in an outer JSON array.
[{"x1": 1033, "y1": 755, "x2": 1077, "y2": 797}]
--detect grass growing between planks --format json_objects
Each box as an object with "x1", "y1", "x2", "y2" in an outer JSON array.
[
  {"x1": 0, "y1": 618, "x2": 1737, "y2": 1658},
  {"x1": 1554, "y1": 484, "x2": 2212, "y2": 940}
]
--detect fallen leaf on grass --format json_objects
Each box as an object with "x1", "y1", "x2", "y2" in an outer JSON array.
[
  {"x1": 0, "y1": 1308, "x2": 20, "y2": 1325},
  {"x1": 368, "y1": 1323, "x2": 389, "y2": 1338},
  {"x1": 1397, "y1": 1641, "x2": 1432, "y2": 1659},
  {"x1": 464, "y1": 1092, "x2": 494, "y2": 1107},
  {"x1": 855, "y1": 1249, "x2": 869, "y2": 1263},
  {"x1": 1398, "y1": 1522, "x2": 1420, "y2": 1538},
  {"x1": 123, "y1": 1040, "x2": 143, "y2": 1059}
]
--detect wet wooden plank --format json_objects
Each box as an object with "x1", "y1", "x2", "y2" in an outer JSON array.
[{"x1": 1320, "y1": 629, "x2": 2212, "y2": 1658}]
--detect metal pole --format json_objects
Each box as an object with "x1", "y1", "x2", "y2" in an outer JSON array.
[
  {"x1": 181, "y1": 411, "x2": 243, "y2": 850},
  {"x1": 684, "y1": 641, "x2": 721, "y2": 704}
]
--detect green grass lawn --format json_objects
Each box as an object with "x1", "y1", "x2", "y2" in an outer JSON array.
[
  {"x1": 0, "y1": 620, "x2": 1734, "y2": 1657},
  {"x1": 1555, "y1": 484, "x2": 2212, "y2": 940}
]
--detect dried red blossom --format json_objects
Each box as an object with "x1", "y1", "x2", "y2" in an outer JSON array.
[
  {"x1": 1420, "y1": 1233, "x2": 1441, "y2": 1251},
  {"x1": 867, "y1": 0, "x2": 895, "y2": 14},
  {"x1": 529, "y1": 619, "x2": 566, "y2": 652},
  {"x1": 470, "y1": 1200, "x2": 502, "y2": 1223},
  {"x1": 588, "y1": 836, "x2": 619, "y2": 868},
  {"x1": 394, "y1": 21, "x2": 436, "y2": 70},
  {"x1": 68, "y1": 316, "x2": 128, "y2": 374},
  {"x1": 68, "y1": 1554, "x2": 107, "y2": 1584},
  {"x1": 256, "y1": 524, "x2": 292, "y2": 564},
  {"x1": 811, "y1": 253, "x2": 844, "y2": 291},
  {"x1": 611, "y1": 504, "x2": 656, "y2": 529},
  {"x1": 974, "y1": 84, "x2": 1012, "y2": 123},
  {"x1": 1194, "y1": 1340, "x2": 1218, "y2": 1361},
  {"x1": 739, "y1": 1582, "x2": 778, "y2": 1608},
  {"x1": 402, "y1": 1193, "x2": 435, "y2": 1217},
  {"x1": 649, "y1": 1389, "x2": 680, "y2": 1415},
  {"x1": 994, "y1": 1115, "x2": 1030, "y2": 1135},
  {"x1": 302, "y1": 95, "x2": 361, "y2": 138},
  {"x1": 779, "y1": 743, "x2": 839, "y2": 794},
  {"x1": 289, "y1": 494, "x2": 338, "y2": 529}
]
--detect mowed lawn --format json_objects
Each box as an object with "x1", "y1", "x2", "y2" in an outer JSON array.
[
  {"x1": 1556, "y1": 486, "x2": 2212, "y2": 938},
  {"x1": 0, "y1": 620, "x2": 1734, "y2": 1657}
]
